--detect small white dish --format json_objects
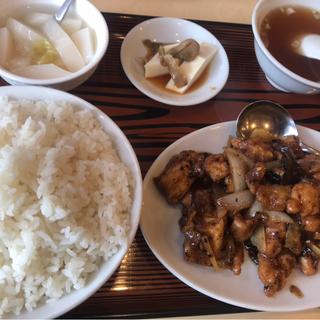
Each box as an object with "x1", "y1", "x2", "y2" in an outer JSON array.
[
  {"x1": 141, "y1": 121, "x2": 320, "y2": 312},
  {"x1": 0, "y1": 86, "x2": 142, "y2": 319},
  {"x1": 120, "y1": 17, "x2": 229, "y2": 106}
]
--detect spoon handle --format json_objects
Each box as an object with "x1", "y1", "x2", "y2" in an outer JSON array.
[
  {"x1": 301, "y1": 142, "x2": 320, "y2": 157},
  {"x1": 54, "y1": 0, "x2": 74, "y2": 23}
]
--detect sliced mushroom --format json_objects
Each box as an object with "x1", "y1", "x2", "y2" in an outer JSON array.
[
  {"x1": 168, "y1": 38, "x2": 200, "y2": 62},
  {"x1": 142, "y1": 39, "x2": 168, "y2": 60},
  {"x1": 159, "y1": 47, "x2": 188, "y2": 88}
]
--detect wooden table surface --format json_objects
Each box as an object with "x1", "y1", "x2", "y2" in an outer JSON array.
[{"x1": 2, "y1": 12, "x2": 320, "y2": 319}]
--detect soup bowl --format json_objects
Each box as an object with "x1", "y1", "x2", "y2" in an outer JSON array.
[
  {"x1": 252, "y1": 0, "x2": 320, "y2": 94},
  {"x1": 0, "y1": 0, "x2": 108, "y2": 91}
]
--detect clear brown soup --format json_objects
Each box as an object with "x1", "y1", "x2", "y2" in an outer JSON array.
[{"x1": 260, "y1": 6, "x2": 320, "y2": 82}]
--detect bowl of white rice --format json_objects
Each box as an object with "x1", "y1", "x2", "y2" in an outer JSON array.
[{"x1": 0, "y1": 86, "x2": 142, "y2": 318}]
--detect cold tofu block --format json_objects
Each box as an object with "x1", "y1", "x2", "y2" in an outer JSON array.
[
  {"x1": 0, "y1": 27, "x2": 13, "y2": 68},
  {"x1": 23, "y1": 12, "x2": 50, "y2": 27},
  {"x1": 144, "y1": 43, "x2": 178, "y2": 78},
  {"x1": 166, "y1": 43, "x2": 217, "y2": 94},
  {"x1": 6, "y1": 18, "x2": 43, "y2": 51},
  {"x1": 13, "y1": 64, "x2": 71, "y2": 79},
  {"x1": 71, "y1": 28, "x2": 94, "y2": 64},
  {"x1": 42, "y1": 18, "x2": 85, "y2": 72},
  {"x1": 61, "y1": 18, "x2": 82, "y2": 35}
]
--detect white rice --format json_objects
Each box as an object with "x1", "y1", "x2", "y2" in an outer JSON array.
[{"x1": 0, "y1": 97, "x2": 132, "y2": 316}]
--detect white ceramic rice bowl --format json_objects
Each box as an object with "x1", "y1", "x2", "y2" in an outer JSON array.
[{"x1": 0, "y1": 85, "x2": 142, "y2": 319}]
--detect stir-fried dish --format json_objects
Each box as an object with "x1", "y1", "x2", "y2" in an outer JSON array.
[{"x1": 154, "y1": 130, "x2": 320, "y2": 297}]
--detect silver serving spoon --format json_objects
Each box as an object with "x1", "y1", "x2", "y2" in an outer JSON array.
[
  {"x1": 236, "y1": 100, "x2": 320, "y2": 156},
  {"x1": 54, "y1": 0, "x2": 74, "y2": 23}
]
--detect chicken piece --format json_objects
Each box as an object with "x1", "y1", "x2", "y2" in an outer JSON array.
[
  {"x1": 186, "y1": 187, "x2": 226, "y2": 259},
  {"x1": 258, "y1": 254, "x2": 286, "y2": 297},
  {"x1": 181, "y1": 191, "x2": 193, "y2": 209},
  {"x1": 180, "y1": 188, "x2": 207, "y2": 233},
  {"x1": 196, "y1": 214, "x2": 226, "y2": 259},
  {"x1": 303, "y1": 215, "x2": 320, "y2": 233},
  {"x1": 278, "y1": 250, "x2": 296, "y2": 277},
  {"x1": 192, "y1": 188, "x2": 215, "y2": 216},
  {"x1": 183, "y1": 238, "x2": 211, "y2": 266},
  {"x1": 247, "y1": 162, "x2": 266, "y2": 181},
  {"x1": 204, "y1": 154, "x2": 229, "y2": 182},
  {"x1": 224, "y1": 175, "x2": 234, "y2": 193},
  {"x1": 206, "y1": 217, "x2": 226, "y2": 259},
  {"x1": 230, "y1": 137, "x2": 274, "y2": 162},
  {"x1": 191, "y1": 188, "x2": 221, "y2": 224},
  {"x1": 286, "y1": 198, "x2": 301, "y2": 214},
  {"x1": 270, "y1": 167, "x2": 286, "y2": 181},
  {"x1": 231, "y1": 213, "x2": 255, "y2": 242},
  {"x1": 246, "y1": 162, "x2": 266, "y2": 194},
  {"x1": 180, "y1": 205, "x2": 211, "y2": 266},
  {"x1": 299, "y1": 251, "x2": 318, "y2": 276},
  {"x1": 154, "y1": 150, "x2": 205, "y2": 204},
  {"x1": 309, "y1": 162, "x2": 320, "y2": 176},
  {"x1": 291, "y1": 182, "x2": 319, "y2": 217},
  {"x1": 313, "y1": 172, "x2": 320, "y2": 181},
  {"x1": 267, "y1": 221, "x2": 287, "y2": 239},
  {"x1": 279, "y1": 135, "x2": 304, "y2": 159},
  {"x1": 256, "y1": 185, "x2": 291, "y2": 211},
  {"x1": 262, "y1": 222, "x2": 286, "y2": 258},
  {"x1": 232, "y1": 242, "x2": 244, "y2": 275},
  {"x1": 179, "y1": 207, "x2": 196, "y2": 233},
  {"x1": 219, "y1": 234, "x2": 244, "y2": 275},
  {"x1": 180, "y1": 189, "x2": 219, "y2": 266},
  {"x1": 298, "y1": 154, "x2": 320, "y2": 181}
]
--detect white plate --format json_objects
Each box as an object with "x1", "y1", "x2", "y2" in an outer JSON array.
[
  {"x1": 0, "y1": 86, "x2": 142, "y2": 319},
  {"x1": 140, "y1": 121, "x2": 320, "y2": 312},
  {"x1": 120, "y1": 17, "x2": 229, "y2": 106}
]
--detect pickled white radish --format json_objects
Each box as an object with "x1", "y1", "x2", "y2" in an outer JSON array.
[
  {"x1": 42, "y1": 18, "x2": 85, "y2": 72},
  {"x1": 6, "y1": 18, "x2": 43, "y2": 53},
  {"x1": 23, "y1": 13, "x2": 82, "y2": 36},
  {"x1": 13, "y1": 64, "x2": 71, "y2": 79},
  {"x1": 71, "y1": 28, "x2": 94, "y2": 64},
  {"x1": 23, "y1": 12, "x2": 50, "y2": 27},
  {"x1": 9, "y1": 56, "x2": 30, "y2": 70},
  {"x1": 61, "y1": 18, "x2": 82, "y2": 35},
  {"x1": 0, "y1": 27, "x2": 13, "y2": 68}
]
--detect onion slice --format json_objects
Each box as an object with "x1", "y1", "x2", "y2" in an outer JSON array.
[
  {"x1": 251, "y1": 226, "x2": 266, "y2": 253},
  {"x1": 307, "y1": 241, "x2": 320, "y2": 258},
  {"x1": 217, "y1": 190, "x2": 254, "y2": 211},
  {"x1": 225, "y1": 148, "x2": 249, "y2": 192},
  {"x1": 247, "y1": 199, "x2": 263, "y2": 218},
  {"x1": 285, "y1": 224, "x2": 301, "y2": 255},
  {"x1": 237, "y1": 151, "x2": 254, "y2": 169},
  {"x1": 247, "y1": 199, "x2": 294, "y2": 224},
  {"x1": 265, "y1": 211, "x2": 294, "y2": 224},
  {"x1": 202, "y1": 235, "x2": 219, "y2": 271}
]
